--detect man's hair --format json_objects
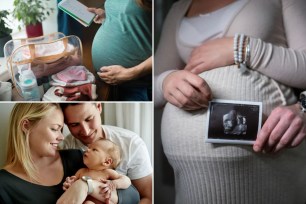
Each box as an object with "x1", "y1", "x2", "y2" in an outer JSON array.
[
  {"x1": 60, "y1": 103, "x2": 83, "y2": 111},
  {"x1": 60, "y1": 103, "x2": 99, "y2": 111},
  {"x1": 60, "y1": 103, "x2": 100, "y2": 123}
]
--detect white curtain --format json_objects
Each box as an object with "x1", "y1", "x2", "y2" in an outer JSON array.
[{"x1": 103, "y1": 103, "x2": 153, "y2": 162}]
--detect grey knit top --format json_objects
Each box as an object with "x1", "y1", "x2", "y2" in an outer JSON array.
[{"x1": 154, "y1": 0, "x2": 306, "y2": 203}]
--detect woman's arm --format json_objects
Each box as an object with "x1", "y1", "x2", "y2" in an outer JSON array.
[
  {"x1": 57, "y1": 179, "x2": 88, "y2": 204},
  {"x1": 155, "y1": 1, "x2": 212, "y2": 110},
  {"x1": 154, "y1": 1, "x2": 187, "y2": 108},
  {"x1": 247, "y1": 0, "x2": 306, "y2": 89},
  {"x1": 58, "y1": 178, "x2": 117, "y2": 204},
  {"x1": 97, "y1": 56, "x2": 152, "y2": 85},
  {"x1": 62, "y1": 169, "x2": 84, "y2": 191},
  {"x1": 186, "y1": 0, "x2": 306, "y2": 89}
]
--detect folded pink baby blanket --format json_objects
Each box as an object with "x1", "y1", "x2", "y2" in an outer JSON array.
[{"x1": 56, "y1": 66, "x2": 87, "y2": 82}]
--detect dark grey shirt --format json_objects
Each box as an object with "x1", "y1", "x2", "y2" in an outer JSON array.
[{"x1": 0, "y1": 150, "x2": 84, "y2": 204}]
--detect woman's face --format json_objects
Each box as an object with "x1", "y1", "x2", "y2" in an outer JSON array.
[{"x1": 28, "y1": 108, "x2": 64, "y2": 158}]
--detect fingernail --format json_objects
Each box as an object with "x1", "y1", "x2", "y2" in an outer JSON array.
[
  {"x1": 291, "y1": 140, "x2": 298, "y2": 147},
  {"x1": 253, "y1": 145, "x2": 260, "y2": 152}
]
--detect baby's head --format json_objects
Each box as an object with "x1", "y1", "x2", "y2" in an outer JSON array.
[{"x1": 83, "y1": 138, "x2": 121, "y2": 170}]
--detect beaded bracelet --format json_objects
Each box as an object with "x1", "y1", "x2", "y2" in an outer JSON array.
[
  {"x1": 233, "y1": 33, "x2": 240, "y2": 66},
  {"x1": 233, "y1": 33, "x2": 250, "y2": 73}
]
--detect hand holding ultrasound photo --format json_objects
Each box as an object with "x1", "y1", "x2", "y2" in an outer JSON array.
[{"x1": 206, "y1": 99, "x2": 262, "y2": 145}]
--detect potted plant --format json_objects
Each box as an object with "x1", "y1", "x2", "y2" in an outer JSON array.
[
  {"x1": 0, "y1": 10, "x2": 13, "y2": 57},
  {"x1": 12, "y1": 0, "x2": 54, "y2": 38}
]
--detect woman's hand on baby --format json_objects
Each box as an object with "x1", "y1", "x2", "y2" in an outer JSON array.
[
  {"x1": 62, "y1": 176, "x2": 77, "y2": 191},
  {"x1": 162, "y1": 70, "x2": 212, "y2": 110},
  {"x1": 253, "y1": 104, "x2": 306, "y2": 153},
  {"x1": 87, "y1": 7, "x2": 105, "y2": 24},
  {"x1": 97, "y1": 65, "x2": 133, "y2": 85},
  {"x1": 185, "y1": 37, "x2": 234, "y2": 74}
]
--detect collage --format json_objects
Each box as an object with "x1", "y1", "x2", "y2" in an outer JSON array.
[{"x1": 1, "y1": 0, "x2": 306, "y2": 204}]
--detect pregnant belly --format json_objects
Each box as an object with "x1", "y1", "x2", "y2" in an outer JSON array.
[{"x1": 161, "y1": 66, "x2": 296, "y2": 158}]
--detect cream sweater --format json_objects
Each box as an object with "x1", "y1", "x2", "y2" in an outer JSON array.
[{"x1": 154, "y1": 0, "x2": 306, "y2": 203}]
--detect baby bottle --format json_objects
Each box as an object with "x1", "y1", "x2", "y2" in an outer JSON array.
[{"x1": 19, "y1": 69, "x2": 41, "y2": 101}]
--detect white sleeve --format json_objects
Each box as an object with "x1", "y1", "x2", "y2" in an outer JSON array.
[
  {"x1": 154, "y1": 1, "x2": 186, "y2": 108},
  {"x1": 249, "y1": 0, "x2": 306, "y2": 89},
  {"x1": 126, "y1": 137, "x2": 153, "y2": 180}
]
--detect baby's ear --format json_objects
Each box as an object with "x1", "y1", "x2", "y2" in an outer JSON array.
[{"x1": 104, "y1": 158, "x2": 113, "y2": 167}]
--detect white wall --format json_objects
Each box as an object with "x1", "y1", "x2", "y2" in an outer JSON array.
[
  {"x1": 104, "y1": 103, "x2": 153, "y2": 161},
  {"x1": 0, "y1": 103, "x2": 15, "y2": 168},
  {"x1": 2, "y1": 0, "x2": 58, "y2": 36}
]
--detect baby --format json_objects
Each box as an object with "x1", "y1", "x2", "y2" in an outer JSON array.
[{"x1": 63, "y1": 138, "x2": 131, "y2": 204}]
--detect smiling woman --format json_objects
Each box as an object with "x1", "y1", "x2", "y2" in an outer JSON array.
[{"x1": 0, "y1": 103, "x2": 84, "y2": 204}]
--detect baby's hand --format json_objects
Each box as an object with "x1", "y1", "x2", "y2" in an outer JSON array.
[
  {"x1": 99, "y1": 179, "x2": 116, "y2": 200},
  {"x1": 62, "y1": 176, "x2": 77, "y2": 191}
]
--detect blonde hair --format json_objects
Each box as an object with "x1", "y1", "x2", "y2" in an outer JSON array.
[
  {"x1": 97, "y1": 138, "x2": 122, "y2": 169},
  {"x1": 136, "y1": 0, "x2": 152, "y2": 11},
  {"x1": 5, "y1": 103, "x2": 61, "y2": 182}
]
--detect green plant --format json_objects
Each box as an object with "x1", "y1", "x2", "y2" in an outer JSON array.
[
  {"x1": 0, "y1": 10, "x2": 12, "y2": 38},
  {"x1": 13, "y1": 0, "x2": 54, "y2": 26}
]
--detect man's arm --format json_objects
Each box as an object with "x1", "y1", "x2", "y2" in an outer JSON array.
[
  {"x1": 132, "y1": 174, "x2": 152, "y2": 204},
  {"x1": 107, "y1": 169, "x2": 131, "y2": 189}
]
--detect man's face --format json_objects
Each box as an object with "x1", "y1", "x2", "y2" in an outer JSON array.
[{"x1": 64, "y1": 103, "x2": 103, "y2": 145}]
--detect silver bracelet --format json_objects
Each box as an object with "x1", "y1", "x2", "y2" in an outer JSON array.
[{"x1": 233, "y1": 33, "x2": 250, "y2": 73}]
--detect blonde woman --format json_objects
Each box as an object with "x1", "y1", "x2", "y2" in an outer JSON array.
[
  {"x1": 0, "y1": 104, "x2": 103, "y2": 203},
  {"x1": 0, "y1": 103, "x2": 84, "y2": 203}
]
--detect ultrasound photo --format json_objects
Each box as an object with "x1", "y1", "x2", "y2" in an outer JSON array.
[{"x1": 206, "y1": 99, "x2": 262, "y2": 145}]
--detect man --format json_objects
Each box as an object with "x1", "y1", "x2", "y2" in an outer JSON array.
[{"x1": 59, "y1": 103, "x2": 152, "y2": 204}]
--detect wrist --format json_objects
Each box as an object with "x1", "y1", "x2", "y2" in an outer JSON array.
[
  {"x1": 82, "y1": 176, "x2": 93, "y2": 195},
  {"x1": 129, "y1": 64, "x2": 146, "y2": 80},
  {"x1": 162, "y1": 70, "x2": 179, "y2": 91},
  {"x1": 126, "y1": 67, "x2": 138, "y2": 80}
]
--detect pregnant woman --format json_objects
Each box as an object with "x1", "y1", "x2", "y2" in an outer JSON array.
[{"x1": 155, "y1": 0, "x2": 306, "y2": 203}]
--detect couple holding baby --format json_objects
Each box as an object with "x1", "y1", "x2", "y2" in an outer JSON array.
[{"x1": 0, "y1": 103, "x2": 152, "y2": 204}]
